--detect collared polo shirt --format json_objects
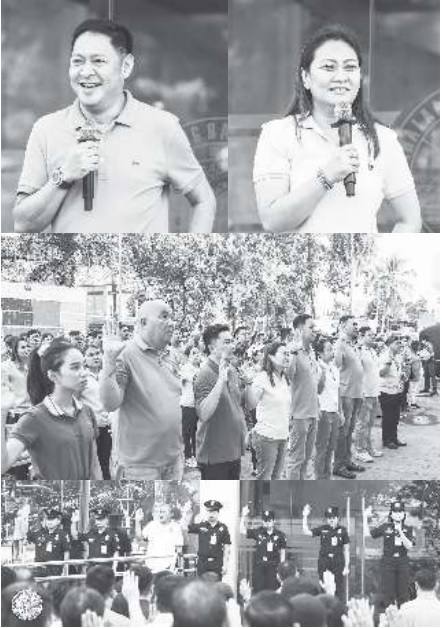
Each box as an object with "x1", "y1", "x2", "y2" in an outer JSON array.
[
  {"x1": 379, "y1": 350, "x2": 403, "y2": 394},
  {"x1": 17, "y1": 91, "x2": 205, "y2": 233},
  {"x1": 360, "y1": 346, "x2": 380, "y2": 397},
  {"x1": 193, "y1": 358, "x2": 246, "y2": 464},
  {"x1": 336, "y1": 340, "x2": 364, "y2": 399},
  {"x1": 253, "y1": 115, "x2": 416, "y2": 233},
  {"x1": 10, "y1": 396, "x2": 98, "y2": 479},
  {"x1": 115, "y1": 336, "x2": 182, "y2": 467},
  {"x1": 288, "y1": 347, "x2": 320, "y2": 420}
]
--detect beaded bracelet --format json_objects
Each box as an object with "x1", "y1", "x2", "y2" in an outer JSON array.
[{"x1": 316, "y1": 168, "x2": 334, "y2": 191}]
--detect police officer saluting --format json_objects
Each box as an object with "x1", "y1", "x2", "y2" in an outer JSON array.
[
  {"x1": 364, "y1": 500, "x2": 415, "y2": 607},
  {"x1": 27, "y1": 508, "x2": 70, "y2": 577},
  {"x1": 72, "y1": 507, "x2": 119, "y2": 571},
  {"x1": 302, "y1": 504, "x2": 350, "y2": 601},
  {"x1": 240, "y1": 505, "x2": 287, "y2": 592},
  {"x1": 188, "y1": 500, "x2": 231, "y2": 579}
]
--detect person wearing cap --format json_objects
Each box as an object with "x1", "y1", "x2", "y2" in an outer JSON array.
[
  {"x1": 72, "y1": 507, "x2": 119, "y2": 571},
  {"x1": 302, "y1": 504, "x2": 350, "y2": 601},
  {"x1": 27, "y1": 507, "x2": 71, "y2": 577},
  {"x1": 364, "y1": 500, "x2": 416, "y2": 607},
  {"x1": 240, "y1": 505, "x2": 287, "y2": 592},
  {"x1": 188, "y1": 500, "x2": 231, "y2": 578}
]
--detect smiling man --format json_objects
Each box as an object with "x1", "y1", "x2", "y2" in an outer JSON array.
[
  {"x1": 100, "y1": 299, "x2": 183, "y2": 480},
  {"x1": 13, "y1": 19, "x2": 216, "y2": 234}
]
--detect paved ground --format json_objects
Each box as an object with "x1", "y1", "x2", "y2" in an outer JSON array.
[{"x1": 184, "y1": 391, "x2": 439, "y2": 482}]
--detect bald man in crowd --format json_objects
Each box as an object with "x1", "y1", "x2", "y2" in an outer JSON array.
[{"x1": 100, "y1": 299, "x2": 183, "y2": 480}]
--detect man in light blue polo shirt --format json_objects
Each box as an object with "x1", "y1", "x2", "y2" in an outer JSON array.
[{"x1": 13, "y1": 19, "x2": 216, "y2": 234}]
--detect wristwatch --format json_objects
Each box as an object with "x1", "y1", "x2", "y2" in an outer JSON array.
[{"x1": 50, "y1": 166, "x2": 73, "y2": 189}]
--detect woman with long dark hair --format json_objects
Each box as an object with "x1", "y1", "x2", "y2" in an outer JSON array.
[
  {"x1": 253, "y1": 24, "x2": 421, "y2": 233},
  {"x1": 1, "y1": 338, "x2": 102, "y2": 479},
  {"x1": 245, "y1": 340, "x2": 290, "y2": 479}
]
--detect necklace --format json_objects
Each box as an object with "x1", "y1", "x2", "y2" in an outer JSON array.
[{"x1": 47, "y1": 395, "x2": 76, "y2": 418}]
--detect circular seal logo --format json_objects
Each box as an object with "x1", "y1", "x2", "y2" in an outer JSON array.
[
  {"x1": 183, "y1": 117, "x2": 228, "y2": 197},
  {"x1": 394, "y1": 90, "x2": 439, "y2": 233}
]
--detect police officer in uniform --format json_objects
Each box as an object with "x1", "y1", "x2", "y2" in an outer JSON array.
[
  {"x1": 188, "y1": 500, "x2": 231, "y2": 578},
  {"x1": 364, "y1": 500, "x2": 415, "y2": 607},
  {"x1": 72, "y1": 507, "x2": 119, "y2": 570},
  {"x1": 27, "y1": 508, "x2": 70, "y2": 577},
  {"x1": 302, "y1": 504, "x2": 350, "y2": 602},
  {"x1": 240, "y1": 506, "x2": 287, "y2": 592}
]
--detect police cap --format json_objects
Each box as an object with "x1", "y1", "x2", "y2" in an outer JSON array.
[
  {"x1": 44, "y1": 507, "x2": 62, "y2": 519},
  {"x1": 390, "y1": 500, "x2": 405, "y2": 513},
  {"x1": 262, "y1": 510, "x2": 275, "y2": 521},
  {"x1": 325, "y1": 506, "x2": 340, "y2": 518},
  {"x1": 92, "y1": 507, "x2": 110, "y2": 519},
  {"x1": 204, "y1": 500, "x2": 223, "y2": 512}
]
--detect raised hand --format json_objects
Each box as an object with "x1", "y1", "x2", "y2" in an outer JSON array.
[
  {"x1": 302, "y1": 504, "x2": 311, "y2": 517},
  {"x1": 134, "y1": 508, "x2": 144, "y2": 523},
  {"x1": 102, "y1": 319, "x2": 125, "y2": 363},
  {"x1": 342, "y1": 597, "x2": 374, "y2": 628},
  {"x1": 241, "y1": 505, "x2": 250, "y2": 518},
  {"x1": 320, "y1": 569, "x2": 336, "y2": 596},
  {"x1": 122, "y1": 570, "x2": 140, "y2": 605},
  {"x1": 81, "y1": 609, "x2": 104, "y2": 627}
]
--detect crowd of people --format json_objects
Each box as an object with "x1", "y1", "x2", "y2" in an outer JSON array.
[{"x1": 1, "y1": 304, "x2": 439, "y2": 481}]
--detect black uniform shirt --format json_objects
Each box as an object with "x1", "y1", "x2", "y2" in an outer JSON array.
[
  {"x1": 370, "y1": 522, "x2": 415, "y2": 558},
  {"x1": 247, "y1": 526, "x2": 287, "y2": 564},
  {"x1": 27, "y1": 526, "x2": 70, "y2": 563},
  {"x1": 188, "y1": 521, "x2": 231, "y2": 559},
  {"x1": 312, "y1": 524, "x2": 350, "y2": 559},
  {"x1": 80, "y1": 527, "x2": 119, "y2": 559}
]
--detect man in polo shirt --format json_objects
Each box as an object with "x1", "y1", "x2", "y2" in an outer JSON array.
[
  {"x1": 100, "y1": 299, "x2": 183, "y2": 480},
  {"x1": 13, "y1": 19, "x2": 216, "y2": 234},
  {"x1": 287, "y1": 314, "x2": 325, "y2": 480},
  {"x1": 193, "y1": 324, "x2": 247, "y2": 480},
  {"x1": 333, "y1": 315, "x2": 365, "y2": 479}
]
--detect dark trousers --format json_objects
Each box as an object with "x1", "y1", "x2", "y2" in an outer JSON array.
[
  {"x1": 199, "y1": 458, "x2": 241, "y2": 480},
  {"x1": 423, "y1": 359, "x2": 437, "y2": 392},
  {"x1": 97, "y1": 426, "x2": 112, "y2": 479},
  {"x1": 197, "y1": 556, "x2": 223, "y2": 578},
  {"x1": 380, "y1": 392, "x2": 401, "y2": 445},
  {"x1": 182, "y1": 406, "x2": 198, "y2": 459},
  {"x1": 318, "y1": 556, "x2": 346, "y2": 602},
  {"x1": 334, "y1": 397, "x2": 362, "y2": 471},
  {"x1": 253, "y1": 561, "x2": 278, "y2": 592},
  {"x1": 381, "y1": 557, "x2": 411, "y2": 607}
]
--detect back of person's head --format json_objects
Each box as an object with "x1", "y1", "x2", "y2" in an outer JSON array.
[
  {"x1": 1, "y1": 583, "x2": 52, "y2": 627},
  {"x1": 277, "y1": 561, "x2": 298, "y2": 583},
  {"x1": 1, "y1": 566, "x2": 16, "y2": 591},
  {"x1": 171, "y1": 579, "x2": 227, "y2": 627},
  {"x1": 281, "y1": 576, "x2": 321, "y2": 600},
  {"x1": 293, "y1": 314, "x2": 312, "y2": 330},
  {"x1": 155, "y1": 574, "x2": 183, "y2": 613},
  {"x1": 13, "y1": 567, "x2": 34, "y2": 584},
  {"x1": 47, "y1": 581, "x2": 75, "y2": 619},
  {"x1": 200, "y1": 571, "x2": 221, "y2": 583},
  {"x1": 60, "y1": 586, "x2": 104, "y2": 627},
  {"x1": 85, "y1": 565, "x2": 115, "y2": 599},
  {"x1": 245, "y1": 591, "x2": 294, "y2": 627},
  {"x1": 130, "y1": 563, "x2": 154, "y2": 596},
  {"x1": 415, "y1": 568, "x2": 437, "y2": 591},
  {"x1": 71, "y1": 19, "x2": 133, "y2": 55},
  {"x1": 317, "y1": 594, "x2": 346, "y2": 627},
  {"x1": 290, "y1": 593, "x2": 327, "y2": 627}
]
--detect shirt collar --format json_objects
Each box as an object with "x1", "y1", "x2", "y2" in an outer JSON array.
[
  {"x1": 134, "y1": 334, "x2": 158, "y2": 353},
  {"x1": 67, "y1": 90, "x2": 136, "y2": 132},
  {"x1": 43, "y1": 395, "x2": 83, "y2": 417}
]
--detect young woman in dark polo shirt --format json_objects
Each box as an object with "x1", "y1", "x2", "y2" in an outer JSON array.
[{"x1": 1, "y1": 339, "x2": 102, "y2": 479}]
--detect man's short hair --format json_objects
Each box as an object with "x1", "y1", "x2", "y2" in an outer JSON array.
[
  {"x1": 171, "y1": 579, "x2": 227, "y2": 627},
  {"x1": 85, "y1": 565, "x2": 115, "y2": 599},
  {"x1": 385, "y1": 335, "x2": 400, "y2": 346},
  {"x1": 202, "y1": 324, "x2": 230, "y2": 355},
  {"x1": 47, "y1": 581, "x2": 75, "y2": 618},
  {"x1": 281, "y1": 575, "x2": 322, "y2": 600},
  {"x1": 415, "y1": 568, "x2": 437, "y2": 591},
  {"x1": 277, "y1": 560, "x2": 298, "y2": 582},
  {"x1": 359, "y1": 326, "x2": 372, "y2": 336},
  {"x1": 293, "y1": 314, "x2": 312, "y2": 330},
  {"x1": 245, "y1": 591, "x2": 294, "y2": 627},
  {"x1": 71, "y1": 19, "x2": 133, "y2": 55},
  {"x1": 289, "y1": 593, "x2": 327, "y2": 627},
  {"x1": 339, "y1": 314, "x2": 354, "y2": 325},
  {"x1": 60, "y1": 586, "x2": 104, "y2": 628},
  {"x1": 130, "y1": 564, "x2": 154, "y2": 595},
  {"x1": 26, "y1": 328, "x2": 41, "y2": 338},
  {"x1": 155, "y1": 574, "x2": 183, "y2": 613},
  {"x1": 317, "y1": 594, "x2": 346, "y2": 628}
]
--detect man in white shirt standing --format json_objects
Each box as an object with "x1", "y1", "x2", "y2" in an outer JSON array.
[
  {"x1": 354, "y1": 326, "x2": 382, "y2": 463},
  {"x1": 379, "y1": 336, "x2": 407, "y2": 449},
  {"x1": 395, "y1": 568, "x2": 440, "y2": 627},
  {"x1": 135, "y1": 504, "x2": 183, "y2": 573}
]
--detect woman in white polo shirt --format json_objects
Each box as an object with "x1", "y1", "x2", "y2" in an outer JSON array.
[
  {"x1": 245, "y1": 340, "x2": 291, "y2": 479},
  {"x1": 253, "y1": 24, "x2": 422, "y2": 234}
]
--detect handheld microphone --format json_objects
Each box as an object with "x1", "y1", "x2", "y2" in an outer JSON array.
[
  {"x1": 333, "y1": 102, "x2": 357, "y2": 197},
  {"x1": 76, "y1": 121, "x2": 103, "y2": 211}
]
